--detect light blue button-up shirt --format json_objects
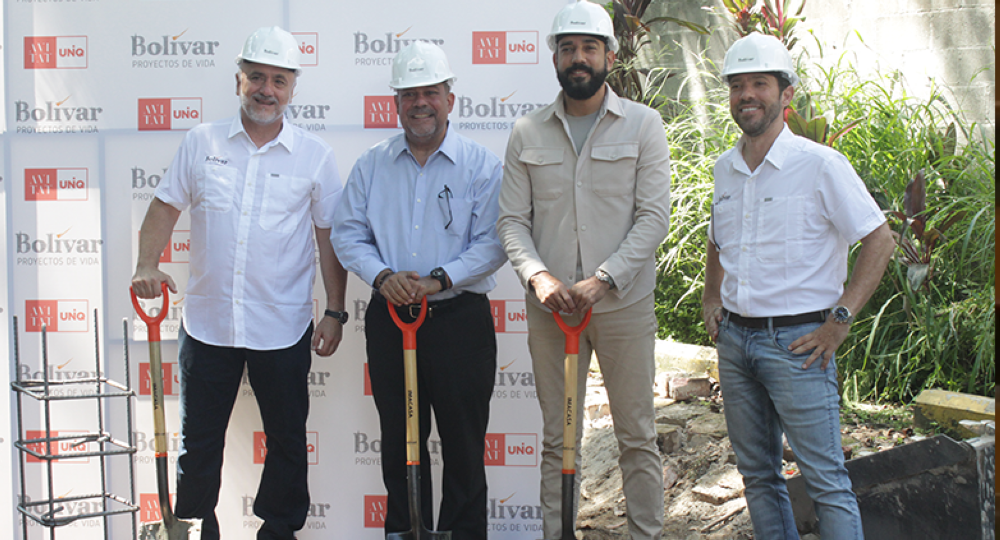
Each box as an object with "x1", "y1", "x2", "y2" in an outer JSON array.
[{"x1": 332, "y1": 127, "x2": 506, "y2": 300}]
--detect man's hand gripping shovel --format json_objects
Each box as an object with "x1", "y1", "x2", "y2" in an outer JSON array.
[
  {"x1": 131, "y1": 283, "x2": 201, "y2": 540},
  {"x1": 387, "y1": 297, "x2": 451, "y2": 540},
  {"x1": 553, "y1": 309, "x2": 592, "y2": 540}
]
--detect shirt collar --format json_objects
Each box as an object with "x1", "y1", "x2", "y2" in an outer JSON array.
[
  {"x1": 733, "y1": 123, "x2": 795, "y2": 173},
  {"x1": 228, "y1": 114, "x2": 295, "y2": 152},
  {"x1": 548, "y1": 84, "x2": 624, "y2": 123},
  {"x1": 390, "y1": 123, "x2": 458, "y2": 166}
]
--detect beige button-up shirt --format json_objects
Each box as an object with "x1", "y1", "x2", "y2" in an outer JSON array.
[{"x1": 498, "y1": 87, "x2": 671, "y2": 313}]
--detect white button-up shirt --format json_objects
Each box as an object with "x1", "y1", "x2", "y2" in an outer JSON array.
[
  {"x1": 711, "y1": 126, "x2": 885, "y2": 317},
  {"x1": 332, "y1": 128, "x2": 506, "y2": 300},
  {"x1": 155, "y1": 116, "x2": 342, "y2": 349}
]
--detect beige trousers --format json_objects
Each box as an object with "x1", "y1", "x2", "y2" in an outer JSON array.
[{"x1": 527, "y1": 295, "x2": 663, "y2": 540}]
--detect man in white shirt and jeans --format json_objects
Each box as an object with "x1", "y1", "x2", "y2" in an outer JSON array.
[
  {"x1": 131, "y1": 27, "x2": 347, "y2": 540},
  {"x1": 702, "y1": 33, "x2": 894, "y2": 540}
]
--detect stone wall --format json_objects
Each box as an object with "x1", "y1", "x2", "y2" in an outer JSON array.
[{"x1": 643, "y1": 0, "x2": 995, "y2": 138}]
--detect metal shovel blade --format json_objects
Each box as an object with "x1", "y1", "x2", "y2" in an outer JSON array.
[{"x1": 138, "y1": 517, "x2": 202, "y2": 540}]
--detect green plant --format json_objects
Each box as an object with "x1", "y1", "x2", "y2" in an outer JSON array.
[{"x1": 719, "y1": 0, "x2": 806, "y2": 49}]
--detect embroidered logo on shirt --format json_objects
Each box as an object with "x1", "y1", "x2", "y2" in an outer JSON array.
[{"x1": 204, "y1": 155, "x2": 228, "y2": 166}]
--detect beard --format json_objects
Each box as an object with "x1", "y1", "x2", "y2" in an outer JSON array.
[
  {"x1": 241, "y1": 92, "x2": 286, "y2": 126},
  {"x1": 732, "y1": 97, "x2": 783, "y2": 138},
  {"x1": 557, "y1": 61, "x2": 609, "y2": 101}
]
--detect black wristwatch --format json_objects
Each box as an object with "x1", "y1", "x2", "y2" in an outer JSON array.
[
  {"x1": 324, "y1": 309, "x2": 349, "y2": 324},
  {"x1": 830, "y1": 305, "x2": 854, "y2": 325},
  {"x1": 430, "y1": 267, "x2": 449, "y2": 291}
]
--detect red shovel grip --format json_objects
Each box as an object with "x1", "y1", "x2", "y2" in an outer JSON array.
[
  {"x1": 130, "y1": 282, "x2": 169, "y2": 342},
  {"x1": 552, "y1": 309, "x2": 592, "y2": 354},
  {"x1": 387, "y1": 296, "x2": 427, "y2": 350}
]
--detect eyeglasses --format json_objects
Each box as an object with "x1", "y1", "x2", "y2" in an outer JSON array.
[{"x1": 438, "y1": 184, "x2": 453, "y2": 230}]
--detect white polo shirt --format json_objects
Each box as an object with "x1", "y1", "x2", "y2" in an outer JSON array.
[
  {"x1": 710, "y1": 125, "x2": 885, "y2": 317},
  {"x1": 155, "y1": 115, "x2": 342, "y2": 350}
]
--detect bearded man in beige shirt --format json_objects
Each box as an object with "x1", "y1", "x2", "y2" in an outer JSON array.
[{"x1": 496, "y1": 2, "x2": 671, "y2": 538}]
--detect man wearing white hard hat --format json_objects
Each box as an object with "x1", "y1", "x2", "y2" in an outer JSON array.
[
  {"x1": 131, "y1": 26, "x2": 348, "y2": 540},
  {"x1": 497, "y1": 1, "x2": 671, "y2": 538},
  {"x1": 702, "y1": 33, "x2": 893, "y2": 540},
  {"x1": 332, "y1": 41, "x2": 506, "y2": 539}
]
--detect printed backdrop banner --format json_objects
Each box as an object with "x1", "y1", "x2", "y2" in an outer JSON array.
[{"x1": 3, "y1": 1, "x2": 569, "y2": 538}]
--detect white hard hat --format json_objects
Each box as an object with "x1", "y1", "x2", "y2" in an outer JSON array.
[
  {"x1": 389, "y1": 41, "x2": 457, "y2": 90},
  {"x1": 721, "y1": 33, "x2": 799, "y2": 86},
  {"x1": 547, "y1": 0, "x2": 619, "y2": 54},
  {"x1": 235, "y1": 26, "x2": 301, "y2": 74}
]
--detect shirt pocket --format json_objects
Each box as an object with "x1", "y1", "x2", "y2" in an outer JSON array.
[
  {"x1": 438, "y1": 197, "x2": 474, "y2": 238},
  {"x1": 259, "y1": 173, "x2": 314, "y2": 233},
  {"x1": 755, "y1": 196, "x2": 804, "y2": 263},
  {"x1": 518, "y1": 147, "x2": 565, "y2": 200},
  {"x1": 711, "y1": 196, "x2": 738, "y2": 252},
  {"x1": 195, "y1": 163, "x2": 237, "y2": 212},
  {"x1": 591, "y1": 142, "x2": 638, "y2": 197}
]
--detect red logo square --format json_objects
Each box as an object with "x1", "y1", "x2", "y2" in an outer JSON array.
[
  {"x1": 364, "y1": 495, "x2": 388, "y2": 528},
  {"x1": 138, "y1": 99, "x2": 171, "y2": 131},
  {"x1": 364, "y1": 96, "x2": 397, "y2": 129},
  {"x1": 24, "y1": 37, "x2": 56, "y2": 69},
  {"x1": 484, "y1": 433, "x2": 504, "y2": 466},
  {"x1": 472, "y1": 32, "x2": 506, "y2": 64},
  {"x1": 24, "y1": 168, "x2": 57, "y2": 201}
]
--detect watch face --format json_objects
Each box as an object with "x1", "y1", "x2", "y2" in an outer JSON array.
[{"x1": 833, "y1": 306, "x2": 851, "y2": 322}]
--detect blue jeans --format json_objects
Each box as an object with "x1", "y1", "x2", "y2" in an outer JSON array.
[{"x1": 717, "y1": 317, "x2": 863, "y2": 540}]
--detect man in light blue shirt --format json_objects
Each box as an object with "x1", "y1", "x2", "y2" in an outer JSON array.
[{"x1": 331, "y1": 42, "x2": 505, "y2": 540}]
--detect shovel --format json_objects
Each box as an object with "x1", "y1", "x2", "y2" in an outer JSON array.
[
  {"x1": 552, "y1": 309, "x2": 592, "y2": 540},
  {"x1": 131, "y1": 282, "x2": 201, "y2": 540},
  {"x1": 386, "y1": 296, "x2": 451, "y2": 540}
]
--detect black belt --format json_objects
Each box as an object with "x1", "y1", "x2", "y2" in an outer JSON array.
[
  {"x1": 372, "y1": 290, "x2": 484, "y2": 319},
  {"x1": 724, "y1": 308, "x2": 829, "y2": 329}
]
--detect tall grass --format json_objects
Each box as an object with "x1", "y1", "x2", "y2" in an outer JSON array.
[{"x1": 653, "y1": 56, "x2": 995, "y2": 402}]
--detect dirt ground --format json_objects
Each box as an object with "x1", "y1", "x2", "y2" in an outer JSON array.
[{"x1": 573, "y1": 372, "x2": 918, "y2": 540}]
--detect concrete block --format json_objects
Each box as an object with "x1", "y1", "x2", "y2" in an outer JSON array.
[
  {"x1": 912, "y1": 388, "x2": 995, "y2": 438},
  {"x1": 928, "y1": 7, "x2": 996, "y2": 49},
  {"x1": 874, "y1": 14, "x2": 931, "y2": 51},
  {"x1": 654, "y1": 339, "x2": 719, "y2": 380},
  {"x1": 656, "y1": 402, "x2": 710, "y2": 428},
  {"x1": 692, "y1": 464, "x2": 744, "y2": 505},
  {"x1": 688, "y1": 413, "x2": 728, "y2": 439},
  {"x1": 656, "y1": 424, "x2": 681, "y2": 454},
  {"x1": 668, "y1": 377, "x2": 713, "y2": 401},
  {"x1": 789, "y1": 434, "x2": 995, "y2": 539}
]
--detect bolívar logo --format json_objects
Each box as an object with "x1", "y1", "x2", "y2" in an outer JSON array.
[
  {"x1": 484, "y1": 433, "x2": 538, "y2": 467},
  {"x1": 24, "y1": 36, "x2": 88, "y2": 69},
  {"x1": 139, "y1": 493, "x2": 176, "y2": 523},
  {"x1": 25, "y1": 430, "x2": 93, "y2": 463},
  {"x1": 139, "y1": 362, "x2": 180, "y2": 396},
  {"x1": 472, "y1": 31, "x2": 539, "y2": 65},
  {"x1": 24, "y1": 300, "x2": 89, "y2": 333},
  {"x1": 364, "y1": 96, "x2": 397, "y2": 129},
  {"x1": 488, "y1": 493, "x2": 543, "y2": 531},
  {"x1": 24, "y1": 168, "x2": 89, "y2": 202},
  {"x1": 364, "y1": 495, "x2": 388, "y2": 528},
  {"x1": 16, "y1": 230, "x2": 103, "y2": 255},
  {"x1": 137, "y1": 98, "x2": 202, "y2": 131},
  {"x1": 131, "y1": 31, "x2": 219, "y2": 57},
  {"x1": 490, "y1": 300, "x2": 528, "y2": 333},
  {"x1": 292, "y1": 32, "x2": 319, "y2": 67},
  {"x1": 254, "y1": 432, "x2": 319, "y2": 465},
  {"x1": 14, "y1": 97, "x2": 103, "y2": 134},
  {"x1": 157, "y1": 230, "x2": 191, "y2": 264}
]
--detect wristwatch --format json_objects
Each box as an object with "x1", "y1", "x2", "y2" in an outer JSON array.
[
  {"x1": 430, "y1": 267, "x2": 450, "y2": 291},
  {"x1": 324, "y1": 309, "x2": 349, "y2": 324},
  {"x1": 595, "y1": 269, "x2": 616, "y2": 290},
  {"x1": 830, "y1": 305, "x2": 854, "y2": 325}
]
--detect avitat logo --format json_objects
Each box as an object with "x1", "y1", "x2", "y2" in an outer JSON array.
[
  {"x1": 137, "y1": 98, "x2": 202, "y2": 131},
  {"x1": 254, "y1": 432, "x2": 319, "y2": 465},
  {"x1": 364, "y1": 96, "x2": 397, "y2": 129},
  {"x1": 472, "y1": 31, "x2": 538, "y2": 65},
  {"x1": 484, "y1": 433, "x2": 538, "y2": 467},
  {"x1": 158, "y1": 230, "x2": 191, "y2": 264},
  {"x1": 139, "y1": 362, "x2": 179, "y2": 396},
  {"x1": 24, "y1": 36, "x2": 88, "y2": 69},
  {"x1": 292, "y1": 32, "x2": 319, "y2": 67},
  {"x1": 25, "y1": 300, "x2": 89, "y2": 332},
  {"x1": 24, "y1": 168, "x2": 89, "y2": 202},
  {"x1": 25, "y1": 430, "x2": 92, "y2": 463},
  {"x1": 490, "y1": 300, "x2": 528, "y2": 333},
  {"x1": 139, "y1": 493, "x2": 175, "y2": 522},
  {"x1": 364, "y1": 495, "x2": 388, "y2": 528}
]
